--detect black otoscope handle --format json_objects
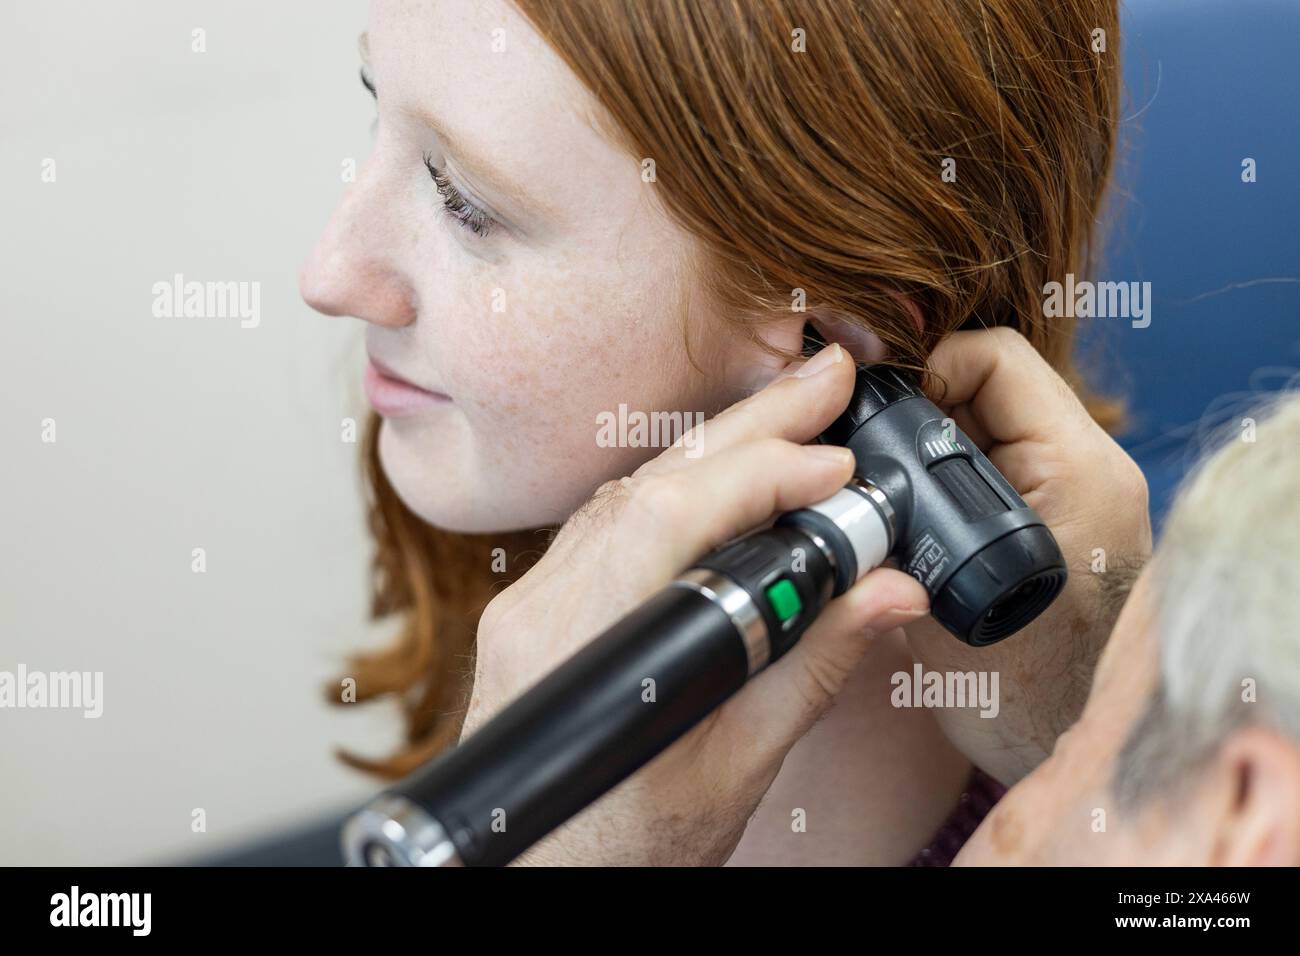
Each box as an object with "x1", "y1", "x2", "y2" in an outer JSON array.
[{"x1": 345, "y1": 523, "x2": 840, "y2": 867}]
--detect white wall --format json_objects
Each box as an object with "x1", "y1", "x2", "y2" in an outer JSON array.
[{"x1": 0, "y1": 0, "x2": 399, "y2": 864}]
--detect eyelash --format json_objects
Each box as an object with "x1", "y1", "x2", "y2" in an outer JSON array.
[
  {"x1": 360, "y1": 67, "x2": 495, "y2": 239},
  {"x1": 423, "y1": 154, "x2": 495, "y2": 237}
]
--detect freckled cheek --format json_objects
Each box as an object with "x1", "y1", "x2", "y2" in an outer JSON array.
[
  {"x1": 437, "y1": 268, "x2": 679, "y2": 435},
  {"x1": 417, "y1": 270, "x2": 536, "y2": 408}
]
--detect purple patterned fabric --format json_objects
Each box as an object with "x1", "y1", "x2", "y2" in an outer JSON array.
[{"x1": 909, "y1": 767, "x2": 1006, "y2": 866}]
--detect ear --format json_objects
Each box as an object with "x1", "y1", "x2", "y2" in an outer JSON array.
[
  {"x1": 805, "y1": 295, "x2": 926, "y2": 365},
  {"x1": 806, "y1": 310, "x2": 888, "y2": 364},
  {"x1": 743, "y1": 297, "x2": 923, "y2": 389},
  {"x1": 1210, "y1": 726, "x2": 1300, "y2": 866},
  {"x1": 740, "y1": 308, "x2": 878, "y2": 391}
]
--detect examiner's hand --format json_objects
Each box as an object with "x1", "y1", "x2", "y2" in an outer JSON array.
[
  {"x1": 464, "y1": 344, "x2": 929, "y2": 866},
  {"x1": 904, "y1": 327, "x2": 1153, "y2": 784}
]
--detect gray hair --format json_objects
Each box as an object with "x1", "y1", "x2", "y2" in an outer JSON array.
[{"x1": 1114, "y1": 391, "x2": 1300, "y2": 807}]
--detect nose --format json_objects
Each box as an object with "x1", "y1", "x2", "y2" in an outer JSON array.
[{"x1": 299, "y1": 161, "x2": 418, "y2": 328}]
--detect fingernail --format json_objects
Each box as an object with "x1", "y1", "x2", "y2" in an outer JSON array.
[
  {"x1": 794, "y1": 343, "x2": 843, "y2": 378},
  {"x1": 805, "y1": 444, "x2": 854, "y2": 466}
]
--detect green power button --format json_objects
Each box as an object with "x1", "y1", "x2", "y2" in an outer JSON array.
[{"x1": 765, "y1": 578, "x2": 802, "y2": 623}]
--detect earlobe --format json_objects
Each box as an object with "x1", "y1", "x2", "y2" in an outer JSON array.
[{"x1": 1212, "y1": 727, "x2": 1300, "y2": 866}]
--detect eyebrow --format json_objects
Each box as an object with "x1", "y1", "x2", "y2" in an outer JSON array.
[{"x1": 357, "y1": 31, "x2": 558, "y2": 225}]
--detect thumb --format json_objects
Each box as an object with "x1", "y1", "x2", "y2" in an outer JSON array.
[{"x1": 728, "y1": 567, "x2": 930, "y2": 755}]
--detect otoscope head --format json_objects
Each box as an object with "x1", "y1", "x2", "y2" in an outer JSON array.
[
  {"x1": 931, "y1": 524, "x2": 1067, "y2": 645},
  {"x1": 821, "y1": 364, "x2": 1067, "y2": 646}
]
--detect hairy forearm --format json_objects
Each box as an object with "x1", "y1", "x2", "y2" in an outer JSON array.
[{"x1": 903, "y1": 571, "x2": 1114, "y2": 786}]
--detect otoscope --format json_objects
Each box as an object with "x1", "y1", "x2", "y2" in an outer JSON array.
[{"x1": 342, "y1": 356, "x2": 1067, "y2": 866}]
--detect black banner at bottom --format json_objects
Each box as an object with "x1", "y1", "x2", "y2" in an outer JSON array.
[{"x1": 0, "y1": 866, "x2": 1281, "y2": 941}]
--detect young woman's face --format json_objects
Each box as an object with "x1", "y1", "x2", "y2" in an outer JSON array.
[{"x1": 300, "y1": 0, "x2": 784, "y2": 532}]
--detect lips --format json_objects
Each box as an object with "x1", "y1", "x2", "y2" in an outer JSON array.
[{"x1": 363, "y1": 357, "x2": 451, "y2": 417}]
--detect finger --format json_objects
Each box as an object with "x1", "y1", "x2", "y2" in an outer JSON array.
[
  {"x1": 985, "y1": 439, "x2": 1071, "y2": 497},
  {"x1": 606, "y1": 438, "x2": 857, "y2": 582},
  {"x1": 724, "y1": 567, "x2": 930, "y2": 754},
  {"x1": 645, "y1": 344, "x2": 856, "y2": 474},
  {"x1": 925, "y1": 328, "x2": 1093, "y2": 446},
  {"x1": 942, "y1": 402, "x2": 993, "y2": 453}
]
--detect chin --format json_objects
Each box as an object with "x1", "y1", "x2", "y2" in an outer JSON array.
[
  {"x1": 375, "y1": 423, "x2": 485, "y2": 533},
  {"x1": 375, "y1": 418, "x2": 560, "y2": 534}
]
